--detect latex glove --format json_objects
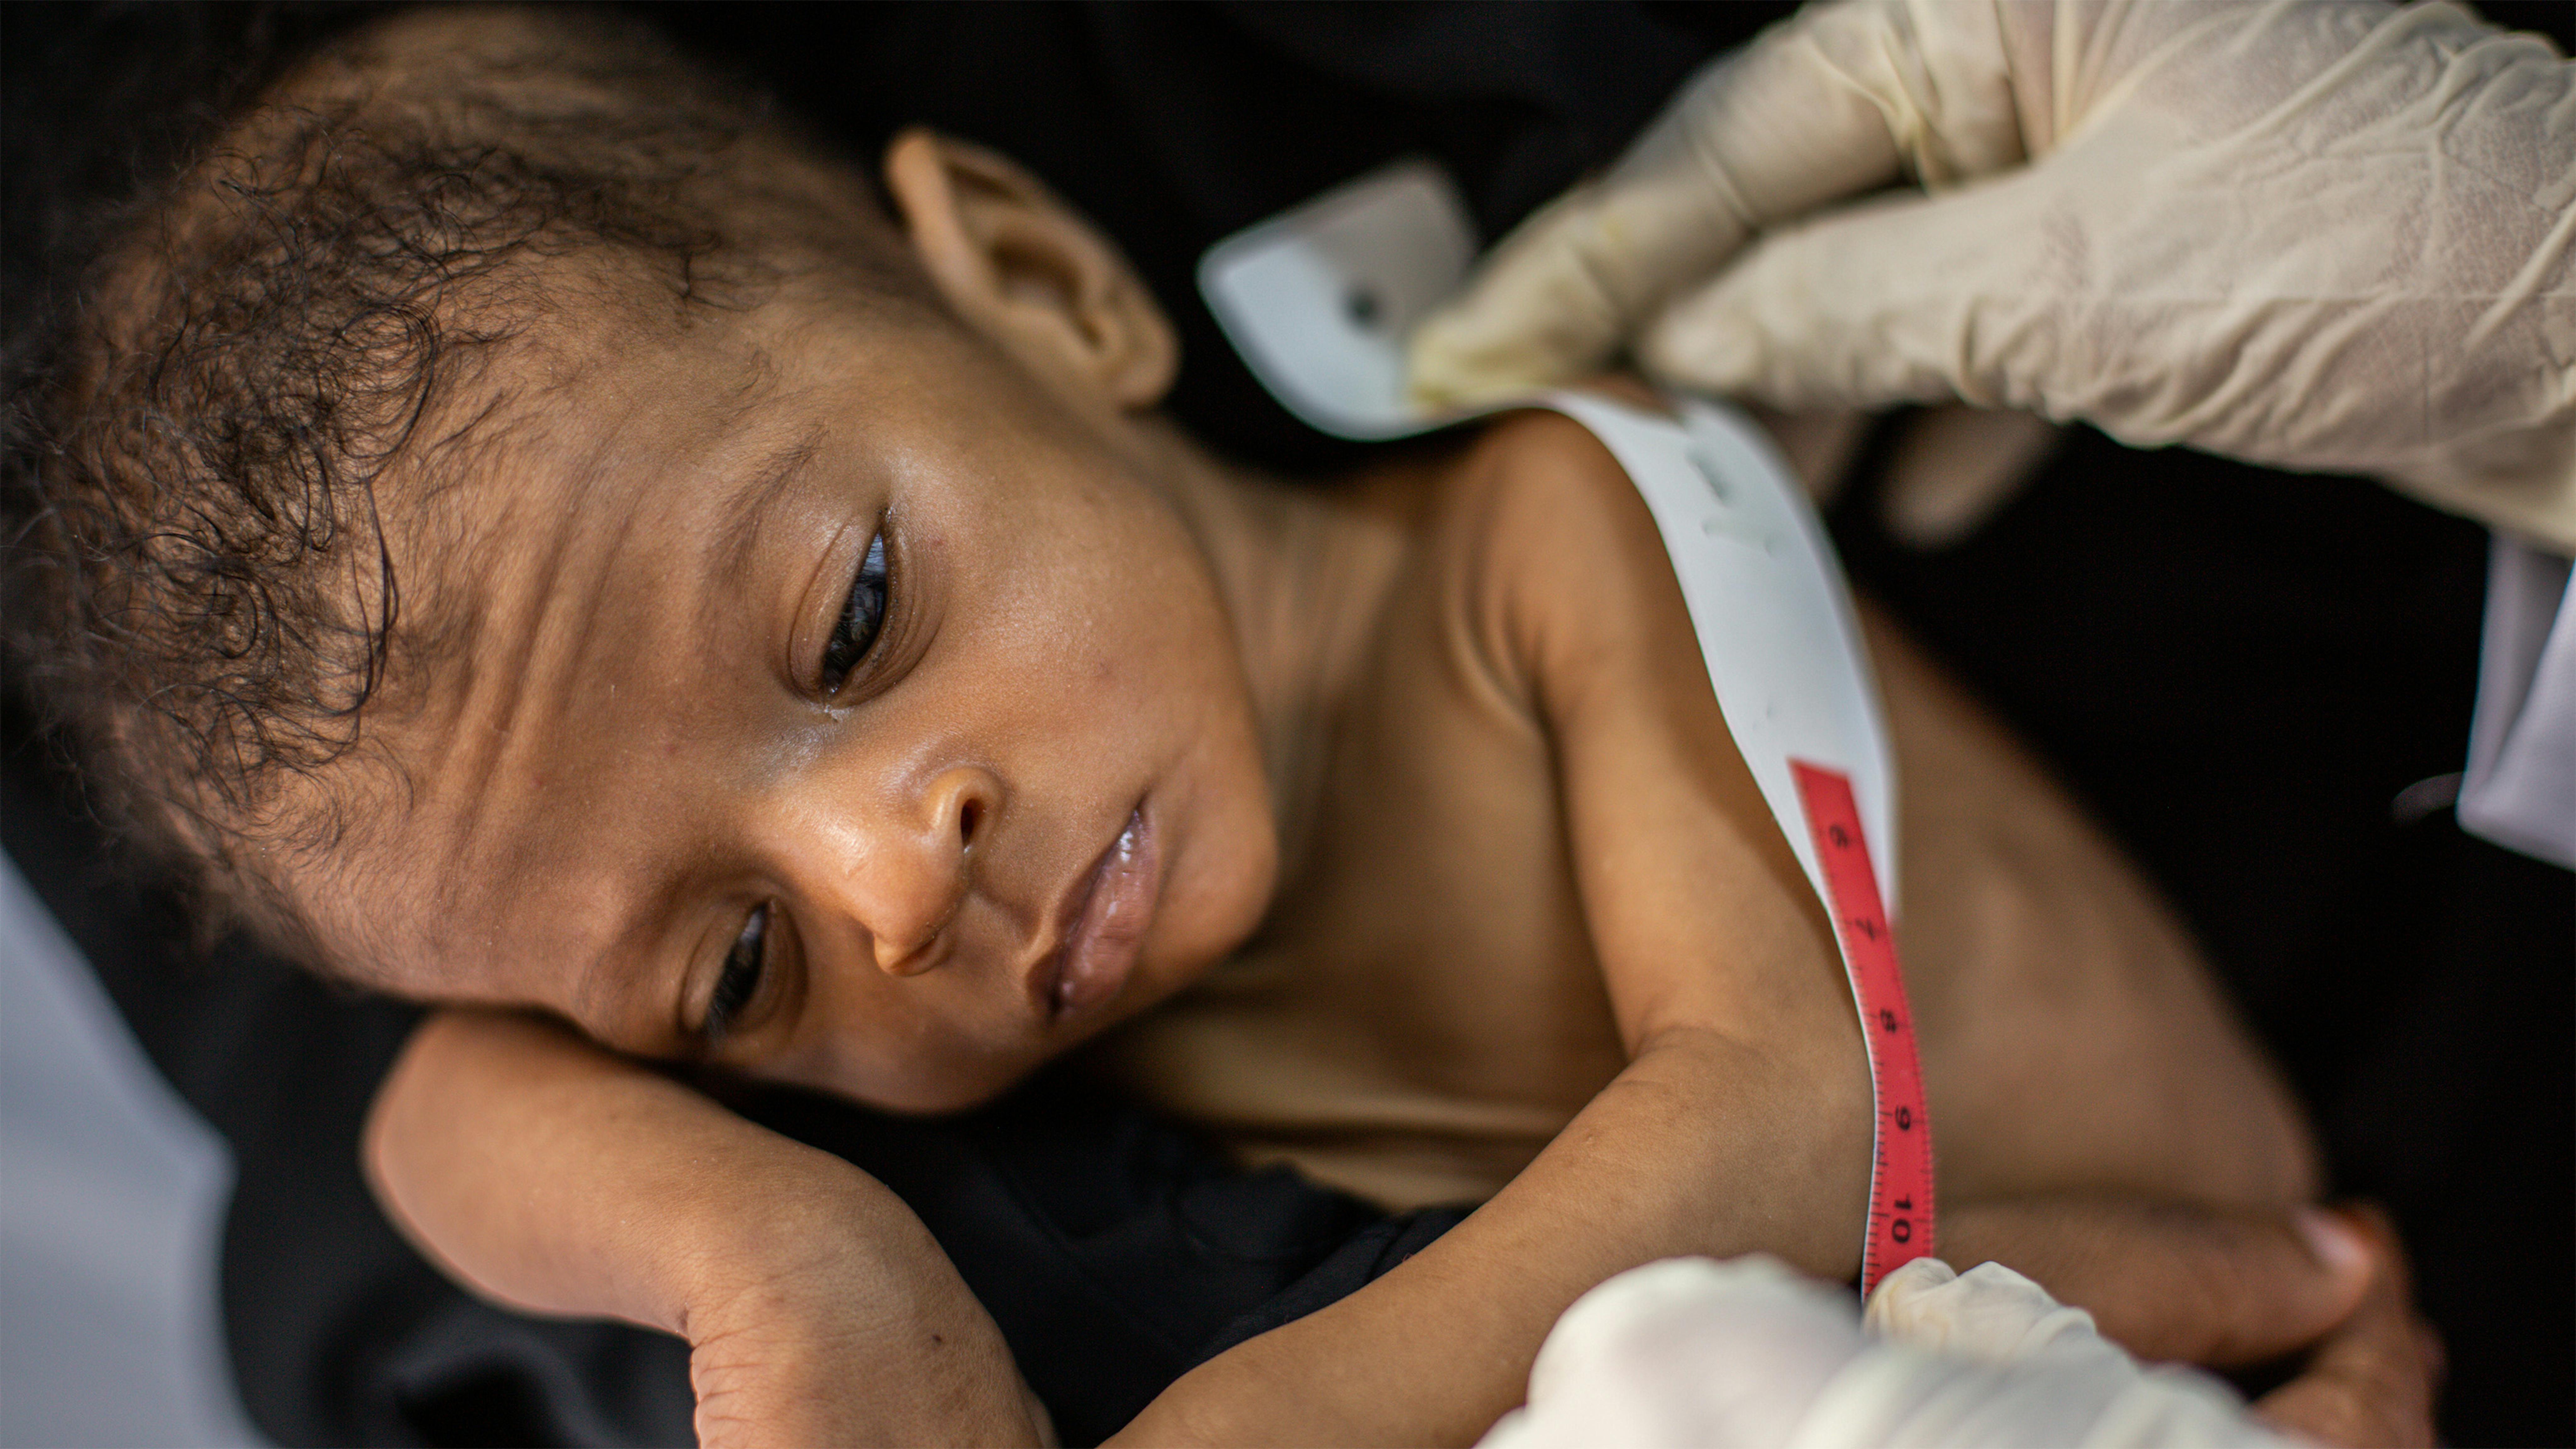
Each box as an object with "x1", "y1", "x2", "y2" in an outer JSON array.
[
  {"x1": 1409, "y1": 0, "x2": 2576, "y2": 551},
  {"x1": 1476, "y1": 1255, "x2": 2287, "y2": 1449}
]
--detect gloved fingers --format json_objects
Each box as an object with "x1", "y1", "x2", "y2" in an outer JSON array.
[
  {"x1": 2252, "y1": 1207, "x2": 2440, "y2": 1449},
  {"x1": 1490, "y1": 1257, "x2": 1868, "y2": 1449},
  {"x1": 1407, "y1": 0, "x2": 1965, "y2": 408},
  {"x1": 1404, "y1": 174, "x2": 1716, "y2": 409},
  {"x1": 1877, "y1": 405, "x2": 2066, "y2": 550},
  {"x1": 1635, "y1": 172, "x2": 2064, "y2": 416},
  {"x1": 1864, "y1": 1257, "x2": 2115, "y2": 1365},
  {"x1": 1938, "y1": 1196, "x2": 2376, "y2": 1369},
  {"x1": 1736, "y1": 402, "x2": 1875, "y2": 506}
]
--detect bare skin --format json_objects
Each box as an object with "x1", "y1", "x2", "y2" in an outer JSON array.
[
  {"x1": 308, "y1": 10, "x2": 2433, "y2": 1446},
  {"x1": 1092, "y1": 413, "x2": 2316, "y2": 1221}
]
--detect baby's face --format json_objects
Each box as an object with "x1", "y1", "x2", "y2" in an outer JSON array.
[{"x1": 326, "y1": 282, "x2": 1281, "y2": 1111}]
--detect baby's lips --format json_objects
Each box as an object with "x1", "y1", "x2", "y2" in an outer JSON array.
[{"x1": 1051, "y1": 808, "x2": 1157, "y2": 1019}]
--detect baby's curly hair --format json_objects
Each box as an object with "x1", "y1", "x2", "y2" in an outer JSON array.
[{"x1": 4, "y1": 6, "x2": 923, "y2": 955}]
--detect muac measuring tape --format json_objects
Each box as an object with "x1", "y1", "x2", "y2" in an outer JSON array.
[
  {"x1": 1796, "y1": 761, "x2": 1934, "y2": 1285},
  {"x1": 1542, "y1": 390, "x2": 1937, "y2": 1292},
  {"x1": 1201, "y1": 162, "x2": 1937, "y2": 1290}
]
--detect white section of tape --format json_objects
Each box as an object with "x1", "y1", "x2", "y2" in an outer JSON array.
[
  {"x1": 1546, "y1": 391, "x2": 1897, "y2": 908},
  {"x1": 1199, "y1": 160, "x2": 1489, "y2": 440},
  {"x1": 1198, "y1": 160, "x2": 1896, "y2": 908}
]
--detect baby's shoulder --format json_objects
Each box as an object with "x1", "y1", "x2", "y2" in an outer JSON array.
[{"x1": 1419, "y1": 401, "x2": 1694, "y2": 693}]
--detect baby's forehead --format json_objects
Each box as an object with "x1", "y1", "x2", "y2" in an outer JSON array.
[
  {"x1": 334, "y1": 313, "x2": 764, "y2": 793},
  {"x1": 414, "y1": 259, "x2": 821, "y2": 538}
]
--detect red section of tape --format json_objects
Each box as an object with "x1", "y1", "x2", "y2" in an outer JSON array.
[{"x1": 1791, "y1": 760, "x2": 1936, "y2": 1292}]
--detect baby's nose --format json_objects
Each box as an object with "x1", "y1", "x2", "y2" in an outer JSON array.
[{"x1": 868, "y1": 765, "x2": 998, "y2": 977}]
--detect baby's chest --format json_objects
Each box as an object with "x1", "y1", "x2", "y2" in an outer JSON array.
[{"x1": 1090, "y1": 619, "x2": 1632, "y2": 1206}]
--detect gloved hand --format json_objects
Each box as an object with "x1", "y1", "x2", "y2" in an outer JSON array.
[
  {"x1": 1409, "y1": 0, "x2": 2576, "y2": 551},
  {"x1": 1476, "y1": 1202, "x2": 2437, "y2": 1449},
  {"x1": 1477, "y1": 1255, "x2": 2289, "y2": 1449}
]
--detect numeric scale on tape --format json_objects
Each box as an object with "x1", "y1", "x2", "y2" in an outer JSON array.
[{"x1": 1795, "y1": 761, "x2": 1934, "y2": 1287}]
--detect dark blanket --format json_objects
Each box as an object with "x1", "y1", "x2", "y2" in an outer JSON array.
[{"x1": 6, "y1": 3, "x2": 2567, "y2": 1445}]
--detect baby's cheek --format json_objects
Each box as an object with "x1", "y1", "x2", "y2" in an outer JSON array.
[{"x1": 783, "y1": 1006, "x2": 1043, "y2": 1116}]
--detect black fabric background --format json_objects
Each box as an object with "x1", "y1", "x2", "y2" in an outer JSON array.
[{"x1": 6, "y1": 3, "x2": 2569, "y2": 1444}]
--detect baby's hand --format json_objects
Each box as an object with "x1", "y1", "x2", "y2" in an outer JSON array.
[
  {"x1": 1942, "y1": 1196, "x2": 2435, "y2": 1447},
  {"x1": 365, "y1": 1009, "x2": 1048, "y2": 1446}
]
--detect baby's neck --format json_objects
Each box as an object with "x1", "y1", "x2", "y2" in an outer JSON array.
[{"x1": 1129, "y1": 416, "x2": 1421, "y2": 886}]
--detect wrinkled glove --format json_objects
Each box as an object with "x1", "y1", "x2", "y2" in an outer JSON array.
[
  {"x1": 1409, "y1": 0, "x2": 2576, "y2": 551},
  {"x1": 1476, "y1": 1256, "x2": 2291, "y2": 1449}
]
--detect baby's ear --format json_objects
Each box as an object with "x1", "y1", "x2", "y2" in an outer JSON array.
[{"x1": 882, "y1": 129, "x2": 1177, "y2": 411}]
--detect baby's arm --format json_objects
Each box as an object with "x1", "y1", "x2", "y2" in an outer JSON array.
[
  {"x1": 364, "y1": 1008, "x2": 1048, "y2": 1448},
  {"x1": 1108, "y1": 414, "x2": 1880, "y2": 1444},
  {"x1": 1115, "y1": 414, "x2": 2378, "y2": 1446},
  {"x1": 364, "y1": 413, "x2": 2378, "y2": 1445}
]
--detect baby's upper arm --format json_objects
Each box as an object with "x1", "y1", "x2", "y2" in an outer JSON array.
[{"x1": 1461, "y1": 409, "x2": 1859, "y2": 1066}]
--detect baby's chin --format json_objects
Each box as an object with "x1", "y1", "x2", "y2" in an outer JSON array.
[
  {"x1": 904, "y1": 962, "x2": 1233, "y2": 1115},
  {"x1": 770, "y1": 1041, "x2": 1028, "y2": 1117},
  {"x1": 786, "y1": 989, "x2": 1154, "y2": 1117}
]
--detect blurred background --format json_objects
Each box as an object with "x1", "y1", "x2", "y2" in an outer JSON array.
[
  {"x1": 6, "y1": 3, "x2": 2570, "y2": 1445},
  {"x1": 1, "y1": 861, "x2": 258, "y2": 1447}
]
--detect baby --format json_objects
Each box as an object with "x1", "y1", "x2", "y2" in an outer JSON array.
[{"x1": 13, "y1": 9, "x2": 2410, "y2": 1446}]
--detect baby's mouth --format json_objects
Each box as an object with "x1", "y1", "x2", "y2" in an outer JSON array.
[{"x1": 1037, "y1": 806, "x2": 1159, "y2": 1022}]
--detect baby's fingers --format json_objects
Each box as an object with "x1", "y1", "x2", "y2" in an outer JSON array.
[
  {"x1": 1939, "y1": 1196, "x2": 2375, "y2": 1367},
  {"x1": 2254, "y1": 1207, "x2": 2440, "y2": 1449}
]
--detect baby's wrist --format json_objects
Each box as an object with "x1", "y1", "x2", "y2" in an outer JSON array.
[
  {"x1": 665, "y1": 1151, "x2": 948, "y2": 1337},
  {"x1": 674, "y1": 1164, "x2": 1044, "y2": 1446}
]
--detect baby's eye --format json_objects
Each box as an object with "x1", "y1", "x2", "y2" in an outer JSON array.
[
  {"x1": 705, "y1": 905, "x2": 768, "y2": 1045},
  {"x1": 819, "y1": 532, "x2": 889, "y2": 695}
]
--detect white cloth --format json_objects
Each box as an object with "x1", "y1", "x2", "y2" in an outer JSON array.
[
  {"x1": 2460, "y1": 537, "x2": 2576, "y2": 868},
  {"x1": 1478, "y1": 1256, "x2": 2289, "y2": 1449}
]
